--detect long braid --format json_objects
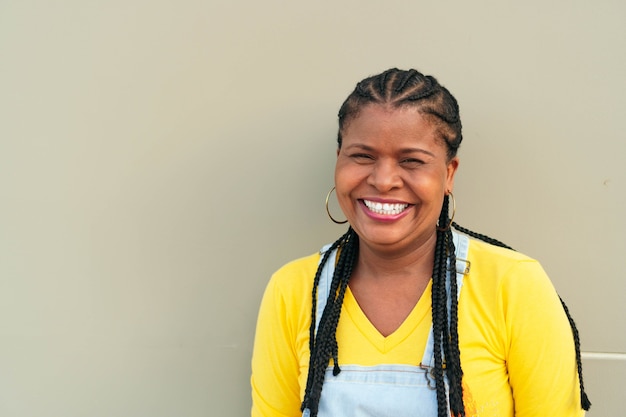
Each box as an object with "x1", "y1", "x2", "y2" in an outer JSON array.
[
  {"x1": 559, "y1": 297, "x2": 592, "y2": 410},
  {"x1": 433, "y1": 196, "x2": 466, "y2": 417},
  {"x1": 304, "y1": 232, "x2": 355, "y2": 415},
  {"x1": 431, "y1": 218, "x2": 450, "y2": 417},
  {"x1": 451, "y1": 222, "x2": 591, "y2": 411},
  {"x1": 301, "y1": 228, "x2": 358, "y2": 417},
  {"x1": 445, "y1": 219, "x2": 465, "y2": 416},
  {"x1": 451, "y1": 222, "x2": 514, "y2": 250},
  {"x1": 326, "y1": 231, "x2": 359, "y2": 376},
  {"x1": 302, "y1": 231, "x2": 348, "y2": 410}
]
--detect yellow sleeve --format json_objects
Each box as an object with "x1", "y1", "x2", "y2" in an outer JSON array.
[
  {"x1": 251, "y1": 257, "x2": 316, "y2": 417},
  {"x1": 501, "y1": 260, "x2": 584, "y2": 417}
]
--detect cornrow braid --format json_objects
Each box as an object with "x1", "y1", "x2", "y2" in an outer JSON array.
[
  {"x1": 355, "y1": 81, "x2": 373, "y2": 99},
  {"x1": 394, "y1": 68, "x2": 419, "y2": 92},
  {"x1": 378, "y1": 68, "x2": 394, "y2": 96},
  {"x1": 337, "y1": 68, "x2": 463, "y2": 160}
]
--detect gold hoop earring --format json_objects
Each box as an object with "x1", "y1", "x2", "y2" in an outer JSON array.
[
  {"x1": 325, "y1": 186, "x2": 348, "y2": 224},
  {"x1": 437, "y1": 191, "x2": 456, "y2": 231}
]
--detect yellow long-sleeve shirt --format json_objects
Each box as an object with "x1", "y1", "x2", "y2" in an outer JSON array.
[{"x1": 251, "y1": 237, "x2": 584, "y2": 417}]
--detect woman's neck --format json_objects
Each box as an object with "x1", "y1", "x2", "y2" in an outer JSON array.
[{"x1": 354, "y1": 231, "x2": 437, "y2": 283}]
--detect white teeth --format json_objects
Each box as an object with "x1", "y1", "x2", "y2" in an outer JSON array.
[{"x1": 363, "y1": 200, "x2": 408, "y2": 215}]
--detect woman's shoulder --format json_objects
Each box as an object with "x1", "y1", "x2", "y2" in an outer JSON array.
[
  {"x1": 467, "y1": 236, "x2": 535, "y2": 264},
  {"x1": 272, "y1": 251, "x2": 321, "y2": 279},
  {"x1": 266, "y1": 251, "x2": 322, "y2": 298},
  {"x1": 465, "y1": 236, "x2": 554, "y2": 293}
]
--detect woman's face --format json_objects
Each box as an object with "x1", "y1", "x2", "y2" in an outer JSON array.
[{"x1": 334, "y1": 104, "x2": 459, "y2": 253}]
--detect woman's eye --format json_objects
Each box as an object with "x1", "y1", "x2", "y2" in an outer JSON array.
[
  {"x1": 351, "y1": 153, "x2": 374, "y2": 161},
  {"x1": 401, "y1": 158, "x2": 424, "y2": 166}
]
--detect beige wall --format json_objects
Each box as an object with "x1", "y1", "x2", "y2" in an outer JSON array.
[{"x1": 1, "y1": 1, "x2": 624, "y2": 416}]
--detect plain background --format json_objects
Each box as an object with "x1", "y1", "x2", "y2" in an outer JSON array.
[{"x1": 1, "y1": 0, "x2": 624, "y2": 416}]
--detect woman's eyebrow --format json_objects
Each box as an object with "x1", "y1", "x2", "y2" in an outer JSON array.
[
  {"x1": 398, "y1": 147, "x2": 435, "y2": 157},
  {"x1": 344, "y1": 144, "x2": 435, "y2": 157}
]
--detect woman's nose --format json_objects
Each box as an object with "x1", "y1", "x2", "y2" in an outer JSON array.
[{"x1": 366, "y1": 160, "x2": 402, "y2": 191}]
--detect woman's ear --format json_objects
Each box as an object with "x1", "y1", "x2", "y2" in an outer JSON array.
[{"x1": 446, "y1": 157, "x2": 460, "y2": 191}]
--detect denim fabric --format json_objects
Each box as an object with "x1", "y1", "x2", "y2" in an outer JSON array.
[{"x1": 304, "y1": 232, "x2": 470, "y2": 417}]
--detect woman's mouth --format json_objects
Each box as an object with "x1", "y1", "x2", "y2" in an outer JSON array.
[{"x1": 362, "y1": 199, "x2": 409, "y2": 215}]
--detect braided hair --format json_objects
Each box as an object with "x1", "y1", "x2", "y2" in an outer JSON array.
[
  {"x1": 338, "y1": 68, "x2": 462, "y2": 160},
  {"x1": 301, "y1": 68, "x2": 590, "y2": 416}
]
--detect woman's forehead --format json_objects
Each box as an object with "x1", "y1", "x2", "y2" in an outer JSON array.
[
  {"x1": 343, "y1": 106, "x2": 437, "y2": 138},
  {"x1": 341, "y1": 105, "x2": 450, "y2": 154}
]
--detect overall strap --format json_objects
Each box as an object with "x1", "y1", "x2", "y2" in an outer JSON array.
[{"x1": 315, "y1": 244, "x2": 338, "y2": 332}]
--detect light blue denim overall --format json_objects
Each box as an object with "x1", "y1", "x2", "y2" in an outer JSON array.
[{"x1": 303, "y1": 231, "x2": 470, "y2": 417}]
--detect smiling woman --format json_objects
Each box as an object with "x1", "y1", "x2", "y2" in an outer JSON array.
[
  {"x1": 250, "y1": 68, "x2": 591, "y2": 417},
  {"x1": 335, "y1": 105, "x2": 458, "y2": 255}
]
